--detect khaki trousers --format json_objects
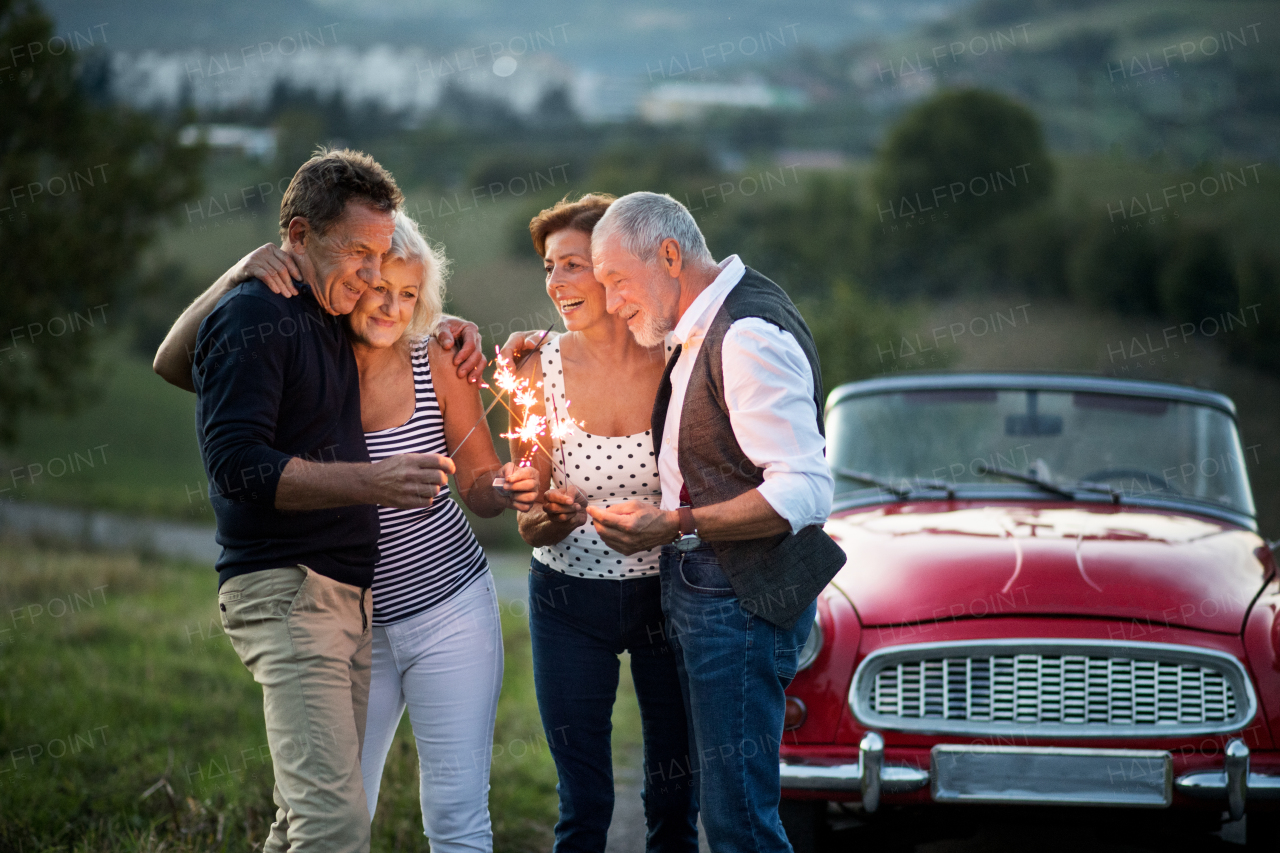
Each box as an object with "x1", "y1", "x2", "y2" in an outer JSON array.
[{"x1": 218, "y1": 566, "x2": 373, "y2": 853}]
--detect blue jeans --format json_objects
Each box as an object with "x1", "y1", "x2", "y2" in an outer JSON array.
[
  {"x1": 660, "y1": 544, "x2": 816, "y2": 853},
  {"x1": 529, "y1": 558, "x2": 699, "y2": 853}
]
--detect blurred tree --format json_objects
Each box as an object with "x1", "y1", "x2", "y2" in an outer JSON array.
[
  {"x1": 1066, "y1": 216, "x2": 1164, "y2": 314},
  {"x1": 529, "y1": 86, "x2": 578, "y2": 127},
  {"x1": 435, "y1": 81, "x2": 521, "y2": 132},
  {"x1": 587, "y1": 139, "x2": 718, "y2": 198},
  {"x1": 874, "y1": 89, "x2": 1054, "y2": 239},
  {"x1": 0, "y1": 0, "x2": 203, "y2": 441},
  {"x1": 701, "y1": 172, "x2": 864, "y2": 300},
  {"x1": 799, "y1": 279, "x2": 944, "y2": 391},
  {"x1": 272, "y1": 108, "x2": 329, "y2": 175},
  {"x1": 1157, "y1": 228, "x2": 1239, "y2": 323},
  {"x1": 723, "y1": 110, "x2": 784, "y2": 155},
  {"x1": 870, "y1": 88, "x2": 1056, "y2": 297},
  {"x1": 976, "y1": 202, "x2": 1072, "y2": 296},
  {"x1": 1227, "y1": 250, "x2": 1280, "y2": 375}
]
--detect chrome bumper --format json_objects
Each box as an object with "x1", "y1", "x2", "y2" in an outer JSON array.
[
  {"x1": 1174, "y1": 740, "x2": 1280, "y2": 821},
  {"x1": 779, "y1": 732, "x2": 929, "y2": 813},
  {"x1": 783, "y1": 736, "x2": 1280, "y2": 819}
]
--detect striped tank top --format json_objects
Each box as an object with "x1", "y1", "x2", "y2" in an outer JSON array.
[
  {"x1": 364, "y1": 338, "x2": 488, "y2": 626},
  {"x1": 532, "y1": 335, "x2": 669, "y2": 579}
]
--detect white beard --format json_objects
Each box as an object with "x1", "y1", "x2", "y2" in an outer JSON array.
[{"x1": 629, "y1": 308, "x2": 671, "y2": 348}]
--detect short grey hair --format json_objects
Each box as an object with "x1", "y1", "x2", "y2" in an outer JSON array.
[
  {"x1": 386, "y1": 209, "x2": 449, "y2": 343},
  {"x1": 592, "y1": 191, "x2": 714, "y2": 266}
]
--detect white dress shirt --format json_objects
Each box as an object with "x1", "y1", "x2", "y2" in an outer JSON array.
[{"x1": 658, "y1": 255, "x2": 834, "y2": 533}]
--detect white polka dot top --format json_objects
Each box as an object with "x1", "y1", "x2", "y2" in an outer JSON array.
[{"x1": 532, "y1": 335, "x2": 669, "y2": 579}]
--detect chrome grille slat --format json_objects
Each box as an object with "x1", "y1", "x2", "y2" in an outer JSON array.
[{"x1": 868, "y1": 648, "x2": 1242, "y2": 732}]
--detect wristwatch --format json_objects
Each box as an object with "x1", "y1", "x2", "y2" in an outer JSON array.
[{"x1": 674, "y1": 505, "x2": 702, "y2": 552}]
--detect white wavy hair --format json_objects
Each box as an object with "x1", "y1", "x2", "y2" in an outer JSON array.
[
  {"x1": 591, "y1": 191, "x2": 714, "y2": 266},
  {"x1": 386, "y1": 209, "x2": 450, "y2": 344}
]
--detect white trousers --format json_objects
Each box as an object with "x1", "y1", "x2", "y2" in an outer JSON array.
[{"x1": 361, "y1": 572, "x2": 504, "y2": 852}]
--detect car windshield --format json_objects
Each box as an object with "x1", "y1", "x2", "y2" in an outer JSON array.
[{"x1": 826, "y1": 388, "x2": 1255, "y2": 517}]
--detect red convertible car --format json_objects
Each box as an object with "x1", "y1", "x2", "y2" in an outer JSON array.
[{"x1": 779, "y1": 373, "x2": 1278, "y2": 848}]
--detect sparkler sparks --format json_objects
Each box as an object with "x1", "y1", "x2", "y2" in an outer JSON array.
[
  {"x1": 514, "y1": 385, "x2": 540, "y2": 411},
  {"x1": 549, "y1": 405, "x2": 580, "y2": 441},
  {"x1": 492, "y1": 350, "x2": 522, "y2": 395},
  {"x1": 490, "y1": 345, "x2": 578, "y2": 481}
]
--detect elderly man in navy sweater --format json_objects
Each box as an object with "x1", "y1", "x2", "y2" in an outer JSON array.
[{"x1": 156, "y1": 149, "x2": 481, "y2": 853}]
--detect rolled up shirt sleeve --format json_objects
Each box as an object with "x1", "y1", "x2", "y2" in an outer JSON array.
[
  {"x1": 192, "y1": 292, "x2": 295, "y2": 507},
  {"x1": 721, "y1": 317, "x2": 834, "y2": 533}
]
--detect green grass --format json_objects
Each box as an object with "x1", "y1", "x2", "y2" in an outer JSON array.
[
  {"x1": 0, "y1": 343, "x2": 212, "y2": 522},
  {"x1": 0, "y1": 544, "x2": 565, "y2": 852}
]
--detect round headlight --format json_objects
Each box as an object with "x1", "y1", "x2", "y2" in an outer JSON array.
[{"x1": 797, "y1": 613, "x2": 824, "y2": 671}]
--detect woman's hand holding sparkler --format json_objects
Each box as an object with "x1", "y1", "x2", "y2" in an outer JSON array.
[
  {"x1": 542, "y1": 485, "x2": 589, "y2": 529},
  {"x1": 493, "y1": 462, "x2": 541, "y2": 512}
]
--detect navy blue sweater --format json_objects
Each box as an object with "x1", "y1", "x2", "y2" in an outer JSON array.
[{"x1": 192, "y1": 279, "x2": 379, "y2": 589}]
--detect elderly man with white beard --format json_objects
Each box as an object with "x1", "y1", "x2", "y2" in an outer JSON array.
[{"x1": 582, "y1": 191, "x2": 845, "y2": 853}]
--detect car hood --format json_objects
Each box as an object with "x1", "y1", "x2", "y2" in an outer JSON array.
[{"x1": 825, "y1": 503, "x2": 1268, "y2": 634}]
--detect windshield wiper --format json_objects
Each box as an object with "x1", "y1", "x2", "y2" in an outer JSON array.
[
  {"x1": 834, "y1": 468, "x2": 908, "y2": 498},
  {"x1": 1069, "y1": 481, "x2": 1123, "y2": 504},
  {"x1": 834, "y1": 468, "x2": 956, "y2": 500},
  {"x1": 972, "y1": 462, "x2": 1076, "y2": 499},
  {"x1": 972, "y1": 462, "x2": 1121, "y2": 504}
]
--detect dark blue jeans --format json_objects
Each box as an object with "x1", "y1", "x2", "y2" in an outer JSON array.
[
  {"x1": 660, "y1": 544, "x2": 816, "y2": 853},
  {"x1": 529, "y1": 558, "x2": 699, "y2": 853}
]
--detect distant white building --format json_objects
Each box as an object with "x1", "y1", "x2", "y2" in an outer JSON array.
[
  {"x1": 178, "y1": 124, "x2": 278, "y2": 160},
  {"x1": 775, "y1": 149, "x2": 849, "y2": 170},
  {"x1": 639, "y1": 79, "x2": 806, "y2": 123},
  {"x1": 108, "y1": 38, "x2": 632, "y2": 122}
]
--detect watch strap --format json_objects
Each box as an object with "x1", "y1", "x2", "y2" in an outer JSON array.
[{"x1": 678, "y1": 505, "x2": 696, "y2": 537}]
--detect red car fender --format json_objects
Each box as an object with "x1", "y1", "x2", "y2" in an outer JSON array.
[
  {"x1": 783, "y1": 587, "x2": 860, "y2": 744},
  {"x1": 1242, "y1": 549, "x2": 1280, "y2": 746}
]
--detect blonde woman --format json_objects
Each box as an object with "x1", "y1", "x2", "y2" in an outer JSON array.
[{"x1": 154, "y1": 211, "x2": 536, "y2": 851}]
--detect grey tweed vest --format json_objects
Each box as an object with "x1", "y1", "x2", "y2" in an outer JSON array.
[{"x1": 652, "y1": 267, "x2": 846, "y2": 629}]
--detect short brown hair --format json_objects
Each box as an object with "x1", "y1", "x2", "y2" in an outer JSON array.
[
  {"x1": 528, "y1": 192, "x2": 616, "y2": 257},
  {"x1": 279, "y1": 147, "x2": 404, "y2": 241}
]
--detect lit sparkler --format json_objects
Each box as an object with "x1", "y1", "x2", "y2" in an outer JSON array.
[{"x1": 478, "y1": 343, "x2": 581, "y2": 494}]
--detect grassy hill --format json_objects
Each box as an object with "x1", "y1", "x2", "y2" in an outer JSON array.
[{"x1": 783, "y1": 0, "x2": 1280, "y2": 164}]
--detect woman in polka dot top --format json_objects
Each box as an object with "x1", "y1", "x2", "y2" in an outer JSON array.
[{"x1": 509, "y1": 194, "x2": 698, "y2": 851}]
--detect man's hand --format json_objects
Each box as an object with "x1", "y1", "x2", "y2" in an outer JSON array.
[
  {"x1": 436, "y1": 317, "x2": 485, "y2": 384},
  {"x1": 587, "y1": 501, "x2": 678, "y2": 556},
  {"x1": 543, "y1": 486, "x2": 588, "y2": 528},
  {"x1": 235, "y1": 244, "x2": 302, "y2": 296},
  {"x1": 367, "y1": 453, "x2": 455, "y2": 509},
  {"x1": 494, "y1": 462, "x2": 540, "y2": 512},
  {"x1": 500, "y1": 330, "x2": 553, "y2": 368}
]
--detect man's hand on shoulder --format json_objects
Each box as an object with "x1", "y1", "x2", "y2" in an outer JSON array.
[{"x1": 436, "y1": 317, "x2": 485, "y2": 385}]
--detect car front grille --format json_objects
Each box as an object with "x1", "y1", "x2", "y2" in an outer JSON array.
[{"x1": 851, "y1": 640, "x2": 1256, "y2": 738}]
